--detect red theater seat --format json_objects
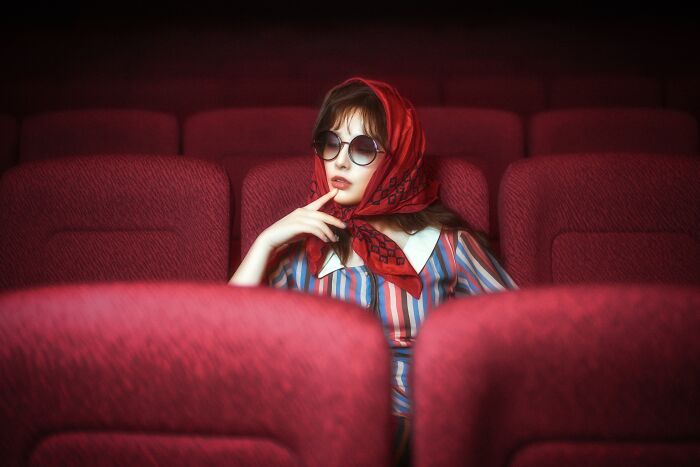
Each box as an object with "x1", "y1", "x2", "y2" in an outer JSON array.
[
  {"x1": 413, "y1": 283, "x2": 700, "y2": 467},
  {"x1": 0, "y1": 155, "x2": 229, "y2": 290},
  {"x1": 19, "y1": 110, "x2": 179, "y2": 162},
  {"x1": 442, "y1": 75, "x2": 547, "y2": 115},
  {"x1": 240, "y1": 156, "x2": 489, "y2": 259},
  {"x1": 0, "y1": 114, "x2": 18, "y2": 173},
  {"x1": 499, "y1": 153, "x2": 700, "y2": 287},
  {"x1": 184, "y1": 107, "x2": 317, "y2": 158},
  {"x1": 528, "y1": 108, "x2": 699, "y2": 156},
  {"x1": 417, "y1": 106, "x2": 524, "y2": 243},
  {"x1": 548, "y1": 73, "x2": 663, "y2": 108},
  {"x1": 184, "y1": 107, "x2": 318, "y2": 273},
  {"x1": 417, "y1": 108, "x2": 524, "y2": 160},
  {"x1": 0, "y1": 282, "x2": 392, "y2": 467}
]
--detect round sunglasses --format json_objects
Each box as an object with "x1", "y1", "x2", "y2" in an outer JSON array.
[{"x1": 312, "y1": 130, "x2": 386, "y2": 166}]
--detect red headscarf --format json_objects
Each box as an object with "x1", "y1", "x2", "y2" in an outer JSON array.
[{"x1": 304, "y1": 77, "x2": 440, "y2": 299}]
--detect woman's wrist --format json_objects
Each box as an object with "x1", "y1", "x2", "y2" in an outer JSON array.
[
  {"x1": 252, "y1": 230, "x2": 276, "y2": 254},
  {"x1": 229, "y1": 233, "x2": 278, "y2": 286}
]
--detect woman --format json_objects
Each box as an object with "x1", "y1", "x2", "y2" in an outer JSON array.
[{"x1": 230, "y1": 76, "x2": 518, "y2": 466}]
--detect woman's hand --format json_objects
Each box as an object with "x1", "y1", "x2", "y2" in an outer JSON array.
[
  {"x1": 230, "y1": 188, "x2": 346, "y2": 287},
  {"x1": 257, "y1": 187, "x2": 347, "y2": 250}
]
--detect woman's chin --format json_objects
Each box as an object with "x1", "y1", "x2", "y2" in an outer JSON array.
[{"x1": 334, "y1": 193, "x2": 360, "y2": 206}]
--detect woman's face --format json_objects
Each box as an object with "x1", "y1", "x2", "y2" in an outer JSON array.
[{"x1": 323, "y1": 109, "x2": 386, "y2": 206}]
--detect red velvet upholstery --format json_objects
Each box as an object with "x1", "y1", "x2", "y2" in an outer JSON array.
[
  {"x1": 417, "y1": 106, "x2": 524, "y2": 240},
  {"x1": 0, "y1": 282, "x2": 392, "y2": 466},
  {"x1": 19, "y1": 110, "x2": 179, "y2": 162},
  {"x1": 0, "y1": 155, "x2": 230, "y2": 290},
  {"x1": 528, "y1": 108, "x2": 699, "y2": 156},
  {"x1": 413, "y1": 283, "x2": 700, "y2": 467},
  {"x1": 442, "y1": 76, "x2": 546, "y2": 115},
  {"x1": 184, "y1": 107, "x2": 318, "y2": 158},
  {"x1": 0, "y1": 114, "x2": 18, "y2": 173},
  {"x1": 183, "y1": 107, "x2": 319, "y2": 272},
  {"x1": 499, "y1": 153, "x2": 700, "y2": 287},
  {"x1": 417, "y1": 108, "x2": 524, "y2": 160},
  {"x1": 240, "y1": 155, "x2": 489, "y2": 258},
  {"x1": 548, "y1": 73, "x2": 663, "y2": 108}
]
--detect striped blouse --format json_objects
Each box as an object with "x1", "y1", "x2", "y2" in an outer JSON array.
[{"x1": 267, "y1": 225, "x2": 519, "y2": 417}]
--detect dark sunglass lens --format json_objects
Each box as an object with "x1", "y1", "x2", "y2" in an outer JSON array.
[
  {"x1": 350, "y1": 135, "x2": 377, "y2": 165},
  {"x1": 315, "y1": 131, "x2": 340, "y2": 160}
]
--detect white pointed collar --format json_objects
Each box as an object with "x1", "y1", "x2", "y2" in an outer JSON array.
[{"x1": 317, "y1": 225, "x2": 442, "y2": 278}]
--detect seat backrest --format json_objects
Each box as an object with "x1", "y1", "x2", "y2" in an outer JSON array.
[
  {"x1": 548, "y1": 73, "x2": 663, "y2": 108},
  {"x1": 19, "y1": 109, "x2": 179, "y2": 162},
  {"x1": 413, "y1": 283, "x2": 700, "y2": 467},
  {"x1": 499, "y1": 153, "x2": 700, "y2": 286},
  {"x1": 0, "y1": 114, "x2": 18, "y2": 173},
  {"x1": 240, "y1": 155, "x2": 489, "y2": 258},
  {"x1": 417, "y1": 107, "x2": 524, "y2": 160},
  {"x1": 0, "y1": 282, "x2": 392, "y2": 467},
  {"x1": 183, "y1": 107, "x2": 319, "y2": 271},
  {"x1": 417, "y1": 106, "x2": 524, "y2": 239},
  {"x1": 528, "y1": 108, "x2": 699, "y2": 156},
  {"x1": 0, "y1": 155, "x2": 230, "y2": 290},
  {"x1": 442, "y1": 75, "x2": 547, "y2": 115},
  {"x1": 184, "y1": 107, "x2": 319, "y2": 159}
]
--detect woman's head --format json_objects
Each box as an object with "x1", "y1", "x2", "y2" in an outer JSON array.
[
  {"x1": 308, "y1": 76, "x2": 437, "y2": 219},
  {"x1": 312, "y1": 82, "x2": 388, "y2": 205},
  {"x1": 306, "y1": 78, "x2": 489, "y2": 271}
]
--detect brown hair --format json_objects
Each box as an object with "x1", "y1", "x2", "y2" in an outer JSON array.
[{"x1": 313, "y1": 80, "x2": 495, "y2": 264}]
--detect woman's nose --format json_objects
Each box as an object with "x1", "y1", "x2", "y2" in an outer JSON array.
[{"x1": 334, "y1": 143, "x2": 351, "y2": 168}]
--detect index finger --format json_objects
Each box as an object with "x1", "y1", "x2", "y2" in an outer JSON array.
[{"x1": 306, "y1": 188, "x2": 339, "y2": 211}]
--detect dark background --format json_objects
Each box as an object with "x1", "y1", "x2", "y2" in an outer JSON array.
[{"x1": 1, "y1": 3, "x2": 699, "y2": 113}]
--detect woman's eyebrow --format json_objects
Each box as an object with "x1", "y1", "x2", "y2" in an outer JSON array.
[{"x1": 331, "y1": 127, "x2": 363, "y2": 139}]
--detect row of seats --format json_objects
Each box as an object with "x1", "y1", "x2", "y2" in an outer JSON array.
[
  {"x1": 1, "y1": 282, "x2": 698, "y2": 466},
  {"x1": 2, "y1": 73, "x2": 700, "y2": 117},
  {"x1": 2, "y1": 107, "x2": 699, "y2": 165},
  {"x1": 1, "y1": 153, "x2": 697, "y2": 290},
  {"x1": 2, "y1": 106, "x2": 698, "y2": 268}
]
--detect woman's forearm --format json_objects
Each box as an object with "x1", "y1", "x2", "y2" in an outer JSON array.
[{"x1": 228, "y1": 236, "x2": 276, "y2": 286}]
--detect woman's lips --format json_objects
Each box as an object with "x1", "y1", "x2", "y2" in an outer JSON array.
[{"x1": 330, "y1": 177, "x2": 351, "y2": 190}]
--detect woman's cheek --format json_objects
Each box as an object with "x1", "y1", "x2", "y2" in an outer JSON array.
[{"x1": 353, "y1": 181, "x2": 364, "y2": 201}]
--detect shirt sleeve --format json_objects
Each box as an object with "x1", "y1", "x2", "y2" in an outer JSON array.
[{"x1": 454, "y1": 230, "x2": 519, "y2": 296}]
